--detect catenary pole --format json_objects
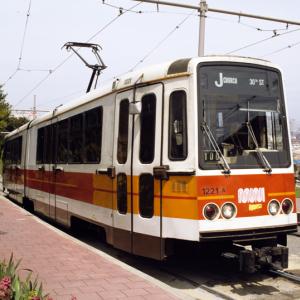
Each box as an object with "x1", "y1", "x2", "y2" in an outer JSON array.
[
  {"x1": 133, "y1": 0, "x2": 300, "y2": 56},
  {"x1": 198, "y1": 0, "x2": 207, "y2": 56}
]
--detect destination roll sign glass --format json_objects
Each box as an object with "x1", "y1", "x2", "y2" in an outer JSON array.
[{"x1": 199, "y1": 65, "x2": 280, "y2": 97}]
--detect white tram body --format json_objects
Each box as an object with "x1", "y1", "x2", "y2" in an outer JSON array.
[{"x1": 2, "y1": 56, "x2": 297, "y2": 270}]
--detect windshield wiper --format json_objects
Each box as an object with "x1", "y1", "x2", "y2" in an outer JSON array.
[
  {"x1": 201, "y1": 122, "x2": 231, "y2": 175},
  {"x1": 245, "y1": 121, "x2": 272, "y2": 173}
]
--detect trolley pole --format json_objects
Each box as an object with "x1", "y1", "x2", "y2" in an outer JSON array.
[{"x1": 133, "y1": 0, "x2": 300, "y2": 56}]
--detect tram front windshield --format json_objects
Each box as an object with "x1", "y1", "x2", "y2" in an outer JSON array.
[{"x1": 198, "y1": 64, "x2": 290, "y2": 170}]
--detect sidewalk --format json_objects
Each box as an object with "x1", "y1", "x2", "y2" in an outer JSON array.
[{"x1": 0, "y1": 195, "x2": 179, "y2": 300}]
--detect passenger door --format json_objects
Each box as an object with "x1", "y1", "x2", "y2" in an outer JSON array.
[
  {"x1": 14, "y1": 135, "x2": 24, "y2": 203},
  {"x1": 34, "y1": 124, "x2": 52, "y2": 217},
  {"x1": 113, "y1": 83, "x2": 164, "y2": 259}
]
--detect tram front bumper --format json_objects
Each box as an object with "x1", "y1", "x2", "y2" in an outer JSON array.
[{"x1": 199, "y1": 224, "x2": 298, "y2": 244}]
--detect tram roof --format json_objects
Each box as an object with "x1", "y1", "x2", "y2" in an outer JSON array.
[{"x1": 6, "y1": 55, "x2": 278, "y2": 138}]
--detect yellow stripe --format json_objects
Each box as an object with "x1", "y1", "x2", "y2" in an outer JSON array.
[
  {"x1": 27, "y1": 178, "x2": 44, "y2": 183},
  {"x1": 268, "y1": 192, "x2": 295, "y2": 197},
  {"x1": 197, "y1": 195, "x2": 234, "y2": 201},
  {"x1": 28, "y1": 178, "x2": 77, "y2": 188}
]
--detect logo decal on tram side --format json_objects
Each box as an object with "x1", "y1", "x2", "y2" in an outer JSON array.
[
  {"x1": 238, "y1": 187, "x2": 265, "y2": 204},
  {"x1": 249, "y1": 204, "x2": 263, "y2": 211},
  {"x1": 214, "y1": 72, "x2": 238, "y2": 88}
]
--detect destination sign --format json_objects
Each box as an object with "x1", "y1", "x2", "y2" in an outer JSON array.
[{"x1": 199, "y1": 66, "x2": 280, "y2": 96}]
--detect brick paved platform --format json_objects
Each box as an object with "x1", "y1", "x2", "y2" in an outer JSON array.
[{"x1": 0, "y1": 196, "x2": 180, "y2": 300}]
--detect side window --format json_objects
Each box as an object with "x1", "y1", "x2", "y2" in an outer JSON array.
[
  {"x1": 140, "y1": 94, "x2": 156, "y2": 164},
  {"x1": 169, "y1": 90, "x2": 188, "y2": 160},
  {"x1": 11, "y1": 139, "x2": 17, "y2": 164},
  {"x1": 2, "y1": 142, "x2": 8, "y2": 163},
  {"x1": 44, "y1": 125, "x2": 53, "y2": 164},
  {"x1": 7, "y1": 141, "x2": 13, "y2": 164},
  {"x1": 85, "y1": 107, "x2": 103, "y2": 163},
  {"x1": 57, "y1": 119, "x2": 69, "y2": 163},
  {"x1": 3, "y1": 141, "x2": 11, "y2": 164},
  {"x1": 70, "y1": 113, "x2": 83, "y2": 163},
  {"x1": 117, "y1": 99, "x2": 129, "y2": 164},
  {"x1": 37, "y1": 127, "x2": 45, "y2": 164},
  {"x1": 16, "y1": 137, "x2": 22, "y2": 164},
  {"x1": 117, "y1": 173, "x2": 127, "y2": 214},
  {"x1": 139, "y1": 174, "x2": 154, "y2": 218},
  {"x1": 12, "y1": 137, "x2": 22, "y2": 164}
]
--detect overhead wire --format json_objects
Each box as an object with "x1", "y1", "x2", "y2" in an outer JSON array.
[
  {"x1": 207, "y1": 15, "x2": 290, "y2": 33},
  {"x1": 13, "y1": 1, "x2": 143, "y2": 109},
  {"x1": 17, "y1": 0, "x2": 32, "y2": 69},
  {"x1": 3, "y1": 0, "x2": 33, "y2": 85},
  {"x1": 103, "y1": 1, "x2": 194, "y2": 16},
  {"x1": 226, "y1": 27, "x2": 300, "y2": 54},
  {"x1": 18, "y1": 1, "x2": 192, "y2": 108},
  {"x1": 12, "y1": 1, "x2": 300, "y2": 108},
  {"x1": 4, "y1": 70, "x2": 19, "y2": 85},
  {"x1": 103, "y1": 1, "x2": 143, "y2": 14},
  {"x1": 41, "y1": 89, "x2": 84, "y2": 106},
  {"x1": 261, "y1": 40, "x2": 300, "y2": 58},
  {"x1": 102, "y1": 2, "x2": 299, "y2": 62},
  {"x1": 18, "y1": 68, "x2": 53, "y2": 73},
  {"x1": 128, "y1": 12, "x2": 196, "y2": 72}
]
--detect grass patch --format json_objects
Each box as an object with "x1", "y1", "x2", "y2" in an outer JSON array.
[{"x1": 296, "y1": 186, "x2": 300, "y2": 198}]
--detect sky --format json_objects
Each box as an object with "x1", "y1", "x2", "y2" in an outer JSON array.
[{"x1": 1, "y1": 0, "x2": 300, "y2": 127}]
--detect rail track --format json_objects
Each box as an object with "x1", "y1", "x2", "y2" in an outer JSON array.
[{"x1": 268, "y1": 269, "x2": 300, "y2": 284}]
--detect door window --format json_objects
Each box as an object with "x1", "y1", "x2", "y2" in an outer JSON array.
[
  {"x1": 169, "y1": 90, "x2": 188, "y2": 160},
  {"x1": 117, "y1": 173, "x2": 127, "y2": 214},
  {"x1": 37, "y1": 127, "x2": 45, "y2": 164},
  {"x1": 117, "y1": 99, "x2": 129, "y2": 164},
  {"x1": 139, "y1": 174, "x2": 154, "y2": 218},
  {"x1": 139, "y1": 94, "x2": 156, "y2": 164}
]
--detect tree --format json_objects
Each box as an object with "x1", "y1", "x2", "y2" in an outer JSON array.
[
  {"x1": 0, "y1": 85, "x2": 29, "y2": 148},
  {"x1": 6, "y1": 116, "x2": 29, "y2": 132},
  {"x1": 0, "y1": 85, "x2": 10, "y2": 136}
]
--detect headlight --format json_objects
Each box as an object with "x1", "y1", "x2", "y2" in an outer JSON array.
[
  {"x1": 221, "y1": 203, "x2": 236, "y2": 219},
  {"x1": 281, "y1": 198, "x2": 293, "y2": 214},
  {"x1": 203, "y1": 203, "x2": 220, "y2": 220},
  {"x1": 268, "y1": 199, "x2": 280, "y2": 216}
]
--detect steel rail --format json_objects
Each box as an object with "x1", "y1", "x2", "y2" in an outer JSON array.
[
  {"x1": 268, "y1": 269, "x2": 300, "y2": 284},
  {"x1": 159, "y1": 266, "x2": 236, "y2": 300}
]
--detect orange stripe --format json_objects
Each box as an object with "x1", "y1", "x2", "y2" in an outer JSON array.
[
  {"x1": 268, "y1": 192, "x2": 295, "y2": 197},
  {"x1": 19, "y1": 169, "x2": 297, "y2": 220}
]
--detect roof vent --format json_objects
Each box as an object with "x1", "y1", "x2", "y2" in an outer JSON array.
[{"x1": 167, "y1": 58, "x2": 191, "y2": 75}]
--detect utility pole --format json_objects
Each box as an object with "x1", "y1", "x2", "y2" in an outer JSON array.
[
  {"x1": 33, "y1": 95, "x2": 37, "y2": 119},
  {"x1": 133, "y1": 0, "x2": 300, "y2": 56},
  {"x1": 12, "y1": 95, "x2": 49, "y2": 120},
  {"x1": 198, "y1": 1, "x2": 207, "y2": 56}
]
